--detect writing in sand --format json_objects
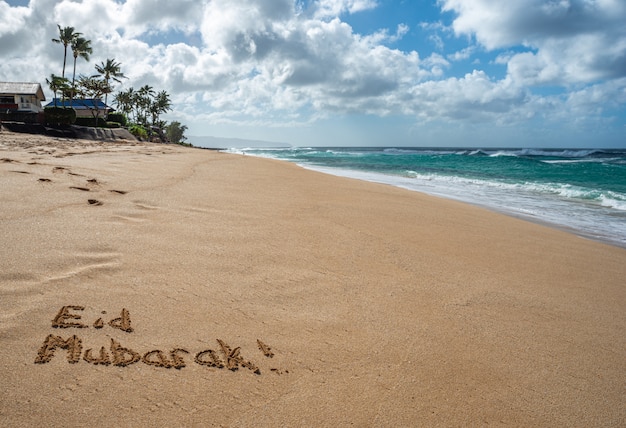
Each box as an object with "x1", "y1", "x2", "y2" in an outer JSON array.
[{"x1": 34, "y1": 306, "x2": 280, "y2": 374}]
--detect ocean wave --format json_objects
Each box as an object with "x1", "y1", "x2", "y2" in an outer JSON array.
[
  {"x1": 455, "y1": 149, "x2": 488, "y2": 156},
  {"x1": 518, "y1": 149, "x2": 600, "y2": 157},
  {"x1": 323, "y1": 149, "x2": 369, "y2": 156},
  {"x1": 222, "y1": 147, "x2": 296, "y2": 154},
  {"x1": 542, "y1": 159, "x2": 598, "y2": 164},
  {"x1": 400, "y1": 171, "x2": 626, "y2": 211},
  {"x1": 523, "y1": 183, "x2": 626, "y2": 210},
  {"x1": 470, "y1": 148, "x2": 610, "y2": 158},
  {"x1": 487, "y1": 150, "x2": 518, "y2": 157},
  {"x1": 383, "y1": 148, "x2": 420, "y2": 154},
  {"x1": 598, "y1": 195, "x2": 626, "y2": 211}
]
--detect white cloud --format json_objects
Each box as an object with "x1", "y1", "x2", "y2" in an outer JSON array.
[
  {"x1": 58, "y1": 1, "x2": 113, "y2": 29},
  {"x1": 0, "y1": 0, "x2": 624, "y2": 146},
  {"x1": 312, "y1": 0, "x2": 379, "y2": 19},
  {"x1": 0, "y1": 2, "x2": 29, "y2": 36},
  {"x1": 565, "y1": 77, "x2": 626, "y2": 113},
  {"x1": 440, "y1": 0, "x2": 626, "y2": 86},
  {"x1": 407, "y1": 71, "x2": 530, "y2": 123},
  {"x1": 364, "y1": 23, "x2": 410, "y2": 45},
  {"x1": 441, "y1": 0, "x2": 624, "y2": 48},
  {"x1": 447, "y1": 46, "x2": 475, "y2": 62},
  {"x1": 0, "y1": 3, "x2": 36, "y2": 57},
  {"x1": 419, "y1": 21, "x2": 450, "y2": 51},
  {"x1": 121, "y1": 0, "x2": 201, "y2": 35}
]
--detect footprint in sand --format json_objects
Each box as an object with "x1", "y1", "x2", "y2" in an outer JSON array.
[
  {"x1": 86, "y1": 178, "x2": 102, "y2": 189},
  {"x1": 70, "y1": 186, "x2": 90, "y2": 192},
  {"x1": 109, "y1": 190, "x2": 127, "y2": 195},
  {"x1": 88, "y1": 199, "x2": 103, "y2": 206},
  {"x1": 52, "y1": 166, "x2": 79, "y2": 176},
  {"x1": 38, "y1": 178, "x2": 52, "y2": 183}
]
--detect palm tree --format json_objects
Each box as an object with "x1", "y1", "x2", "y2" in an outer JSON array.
[
  {"x1": 70, "y1": 36, "x2": 92, "y2": 101},
  {"x1": 94, "y1": 58, "x2": 126, "y2": 117},
  {"x1": 45, "y1": 74, "x2": 70, "y2": 106},
  {"x1": 52, "y1": 25, "x2": 81, "y2": 78},
  {"x1": 114, "y1": 88, "x2": 134, "y2": 120},
  {"x1": 150, "y1": 90, "x2": 172, "y2": 125},
  {"x1": 137, "y1": 85, "x2": 155, "y2": 125}
]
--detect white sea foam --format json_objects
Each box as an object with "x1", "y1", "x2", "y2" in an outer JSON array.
[{"x1": 484, "y1": 148, "x2": 600, "y2": 157}]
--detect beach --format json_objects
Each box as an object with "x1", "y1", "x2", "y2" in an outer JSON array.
[{"x1": 1, "y1": 131, "x2": 625, "y2": 426}]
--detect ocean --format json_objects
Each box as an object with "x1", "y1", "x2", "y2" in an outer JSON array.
[{"x1": 226, "y1": 147, "x2": 626, "y2": 248}]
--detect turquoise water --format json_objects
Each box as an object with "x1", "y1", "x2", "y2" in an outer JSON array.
[{"x1": 231, "y1": 147, "x2": 626, "y2": 248}]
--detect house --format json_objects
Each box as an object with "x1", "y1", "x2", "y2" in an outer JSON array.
[
  {"x1": 0, "y1": 82, "x2": 46, "y2": 113},
  {"x1": 45, "y1": 98, "x2": 114, "y2": 118}
]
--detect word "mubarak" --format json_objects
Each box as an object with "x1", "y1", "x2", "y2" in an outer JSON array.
[{"x1": 34, "y1": 306, "x2": 279, "y2": 375}]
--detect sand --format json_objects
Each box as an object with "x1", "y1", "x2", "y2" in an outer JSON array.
[{"x1": 1, "y1": 131, "x2": 625, "y2": 427}]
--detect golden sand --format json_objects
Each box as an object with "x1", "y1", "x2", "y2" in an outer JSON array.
[{"x1": 1, "y1": 131, "x2": 625, "y2": 426}]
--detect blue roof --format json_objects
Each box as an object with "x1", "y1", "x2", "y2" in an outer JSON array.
[{"x1": 45, "y1": 98, "x2": 113, "y2": 110}]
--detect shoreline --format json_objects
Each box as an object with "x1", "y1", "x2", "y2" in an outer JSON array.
[
  {"x1": 230, "y1": 151, "x2": 626, "y2": 249},
  {"x1": 299, "y1": 163, "x2": 626, "y2": 249},
  {"x1": 1, "y1": 132, "x2": 625, "y2": 426}
]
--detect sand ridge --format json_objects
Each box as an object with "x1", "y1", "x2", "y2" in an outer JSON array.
[{"x1": 1, "y1": 131, "x2": 625, "y2": 426}]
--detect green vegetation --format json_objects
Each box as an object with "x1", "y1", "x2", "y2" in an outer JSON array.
[
  {"x1": 94, "y1": 58, "x2": 126, "y2": 119},
  {"x1": 165, "y1": 121, "x2": 188, "y2": 144},
  {"x1": 74, "y1": 116, "x2": 107, "y2": 127},
  {"x1": 106, "y1": 113, "x2": 127, "y2": 126},
  {"x1": 49, "y1": 23, "x2": 188, "y2": 144},
  {"x1": 44, "y1": 106, "x2": 76, "y2": 125},
  {"x1": 74, "y1": 75, "x2": 111, "y2": 126},
  {"x1": 45, "y1": 74, "x2": 70, "y2": 107},
  {"x1": 128, "y1": 124, "x2": 148, "y2": 140}
]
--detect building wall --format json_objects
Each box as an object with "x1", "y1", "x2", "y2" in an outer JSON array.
[
  {"x1": 74, "y1": 109, "x2": 111, "y2": 118},
  {"x1": 0, "y1": 94, "x2": 42, "y2": 112}
]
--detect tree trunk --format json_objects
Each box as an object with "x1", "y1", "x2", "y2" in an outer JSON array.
[
  {"x1": 62, "y1": 47, "x2": 68, "y2": 79},
  {"x1": 70, "y1": 57, "x2": 77, "y2": 105}
]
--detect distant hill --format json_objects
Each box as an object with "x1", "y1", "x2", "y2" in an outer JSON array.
[{"x1": 188, "y1": 135, "x2": 291, "y2": 149}]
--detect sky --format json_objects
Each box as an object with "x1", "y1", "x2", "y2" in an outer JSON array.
[{"x1": 1, "y1": 0, "x2": 625, "y2": 148}]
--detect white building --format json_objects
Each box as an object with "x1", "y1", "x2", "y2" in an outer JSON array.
[{"x1": 0, "y1": 82, "x2": 46, "y2": 113}]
